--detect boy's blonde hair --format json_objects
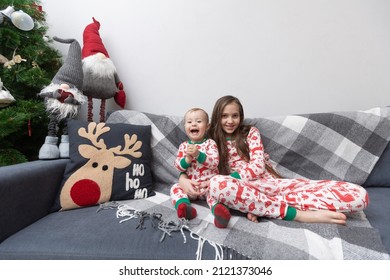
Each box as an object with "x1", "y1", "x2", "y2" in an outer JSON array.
[{"x1": 184, "y1": 108, "x2": 209, "y2": 123}]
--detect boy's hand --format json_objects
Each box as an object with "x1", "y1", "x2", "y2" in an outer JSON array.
[
  {"x1": 179, "y1": 175, "x2": 201, "y2": 197},
  {"x1": 185, "y1": 155, "x2": 193, "y2": 164},
  {"x1": 198, "y1": 181, "x2": 210, "y2": 195},
  {"x1": 186, "y1": 144, "x2": 199, "y2": 158}
]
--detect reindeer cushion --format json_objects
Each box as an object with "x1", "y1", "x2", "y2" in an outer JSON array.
[{"x1": 52, "y1": 119, "x2": 154, "y2": 211}]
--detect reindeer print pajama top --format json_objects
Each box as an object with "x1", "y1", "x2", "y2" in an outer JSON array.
[
  {"x1": 170, "y1": 139, "x2": 219, "y2": 208},
  {"x1": 209, "y1": 126, "x2": 369, "y2": 220}
]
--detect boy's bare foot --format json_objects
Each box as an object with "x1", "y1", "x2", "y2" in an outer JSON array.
[{"x1": 294, "y1": 209, "x2": 347, "y2": 225}]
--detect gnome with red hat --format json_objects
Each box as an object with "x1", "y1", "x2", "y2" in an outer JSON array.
[{"x1": 82, "y1": 17, "x2": 126, "y2": 122}]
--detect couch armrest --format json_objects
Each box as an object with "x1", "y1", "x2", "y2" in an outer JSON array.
[{"x1": 0, "y1": 159, "x2": 68, "y2": 242}]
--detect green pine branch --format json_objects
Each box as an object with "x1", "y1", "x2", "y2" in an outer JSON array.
[{"x1": 1, "y1": 0, "x2": 62, "y2": 165}]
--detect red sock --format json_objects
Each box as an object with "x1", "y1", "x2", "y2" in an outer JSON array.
[
  {"x1": 213, "y1": 203, "x2": 231, "y2": 228},
  {"x1": 177, "y1": 203, "x2": 197, "y2": 220}
]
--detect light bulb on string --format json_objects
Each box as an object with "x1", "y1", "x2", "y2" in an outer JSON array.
[
  {"x1": 0, "y1": 5, "x2": 34, "y2": 31},
  {"x1": 11, "y1": 10, "x2": 34, "y2": 31},
  {"x1": 0, "y1": 6, "x2": 15, "y2": 18}
]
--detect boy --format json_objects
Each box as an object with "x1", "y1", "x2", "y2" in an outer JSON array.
[{"x1": 170, "y1": 108, "x2": 219, "y2": 220}]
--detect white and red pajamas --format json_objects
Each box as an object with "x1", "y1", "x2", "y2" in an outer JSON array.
[
  {"x1": 208, "y1": 127, "x2": 369, "y2": 220},
  {"x1": 170, "y1": 139, "x2": 219, "y2": 209}
]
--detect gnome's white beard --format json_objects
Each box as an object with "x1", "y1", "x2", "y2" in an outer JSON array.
[
  {"x1": 82, "y1": 54, "x2": 117, "y2": 78},
  {"x1": 41, "y1": 83, "x2": 86, "y2": 120}
]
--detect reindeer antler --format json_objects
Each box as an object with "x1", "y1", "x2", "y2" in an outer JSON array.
[
  {"x1": 78, "y1": 122, "x2": 110, "y2": 149},
  {"x1": 112, "y1": 134, "x2": 143, "y2": 158}
]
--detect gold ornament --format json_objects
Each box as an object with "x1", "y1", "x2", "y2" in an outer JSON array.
[{"x1": 0, "y1": 50, "x2": 27, "y2": 69}]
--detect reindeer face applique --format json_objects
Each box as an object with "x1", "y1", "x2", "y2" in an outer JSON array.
[{"x1": 59, "y1": 122, "x2": 143, "y2": 210}]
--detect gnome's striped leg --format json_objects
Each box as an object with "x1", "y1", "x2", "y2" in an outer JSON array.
[
  {"x1": 88, "y1": 96, "x2": 93, "y2": 122},
  {"x1": 47, "y1": 114, "x2": 58, "y2": 136},
  {"x1": 100, "y1": 99, "x2": 106, "y2": 122},
  {"x1": 59, "y1": 118, "x2": 69, "y2": 158},
  {"x1": 38, "y1": 114, "x2": 59, "y2": 159}
]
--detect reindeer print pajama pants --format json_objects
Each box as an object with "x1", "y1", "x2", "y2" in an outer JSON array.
[
  {"x1": 209, "y1": 175, "x2": 369, "y2": 219},
  {"x1": 170, "y1": 138, "x2": 219, "y2": 209}
]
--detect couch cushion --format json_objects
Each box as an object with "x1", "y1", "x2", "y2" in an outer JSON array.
[
  {"x1": 363, "y1": 142, "x2": 390, "y2": 187},
  {"x1": 52, "y1": 119, "x2": 154, "y2": 211},
  {"x1": 0, "y1": 206, "x2": 217, "y2": 260},
  {"x1": 0, "y1": 159, "x2": 68, "y2": 243},
  {"x1": 364, "y1": 187, "x2": 390, "y2": 253}
]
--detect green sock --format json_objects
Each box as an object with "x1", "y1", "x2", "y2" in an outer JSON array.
[{"x1": 283, "y1": 206, "x2": 297, "y2": 221}]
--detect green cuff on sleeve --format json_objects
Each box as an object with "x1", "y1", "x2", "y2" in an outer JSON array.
[
  {"x1": 283, "y1": 206, "x2": 297, "y2": 221},
  {"x1": 180, "y1": 157, "x2": 190, "y2": 169},
  {"x1": 197, "y1": 151, "x2": 207, "y2": 163},
  {"x1": 230, "y1": 172, "x2": 241, "y2": 179},
  {"x1": 175, "y1": 198, "x2": 191, "y2": 209}
]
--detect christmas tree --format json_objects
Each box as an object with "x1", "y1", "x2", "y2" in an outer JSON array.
[{"x1": 0, "y1": 0, "x2": 62, "y2": 166}]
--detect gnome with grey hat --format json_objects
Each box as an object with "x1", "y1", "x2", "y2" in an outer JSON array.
[{"x1": 38, "y1": 37, "x2": 86, "y2": 159}]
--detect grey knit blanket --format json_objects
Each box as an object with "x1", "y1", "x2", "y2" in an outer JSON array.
[
  {"x1": 106, "y1": 108, "x2": 390, "y2": 259},
  {"x1": 246, "y1": 107, "x2": 390, "y2": 184}
]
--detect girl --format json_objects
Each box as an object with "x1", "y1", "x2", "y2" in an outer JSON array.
[{"x1": 180, "y1": 95, "x2": 369, "y2": 228}]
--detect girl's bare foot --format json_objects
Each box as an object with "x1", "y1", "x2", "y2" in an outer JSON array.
[
  {"x1": 247, "y1": 212, "x2": 259, "y2": 223},
  {"x1": 294, "y1": 209, "x2": 347, "y2": 225}
]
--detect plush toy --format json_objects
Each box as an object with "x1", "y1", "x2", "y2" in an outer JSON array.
[
  {"x1": 0, "y1": 77, "x2": 15, "y2": 108},
  {"x1": 38, "y1": 37, "x2": 86, "y2": 159},
  {"x1": 82, "y1": 17, "x2": 126, "y2": 122}
]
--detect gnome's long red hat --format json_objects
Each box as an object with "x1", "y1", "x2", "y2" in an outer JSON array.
[
  {"x1": 82, "y1": 17, "x2": 126, "y2": 109},
  {"x1": 82, "y1": 17, "x2": 109, "y2": 59}
]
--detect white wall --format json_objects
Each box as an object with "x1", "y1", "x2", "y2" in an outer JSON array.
[{"x1": 41, "y1": 0, "x2": 390, "y2": 119}]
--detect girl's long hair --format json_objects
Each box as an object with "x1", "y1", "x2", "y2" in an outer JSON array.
[{"x1": 209, "y1": 95, "x2": 251, "y2": 175}]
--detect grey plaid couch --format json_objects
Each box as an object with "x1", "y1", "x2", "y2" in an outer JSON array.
[{"x1": 0, "y1": 108, "x2": 389, "y2": 260}]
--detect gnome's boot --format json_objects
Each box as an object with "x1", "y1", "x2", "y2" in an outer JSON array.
[
  {"x1": 38, "y1": 136, "x2": 60, "y2": 159},
  {"x1": 59, "y1": 134, "x2": 69, "y2": 158}
]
